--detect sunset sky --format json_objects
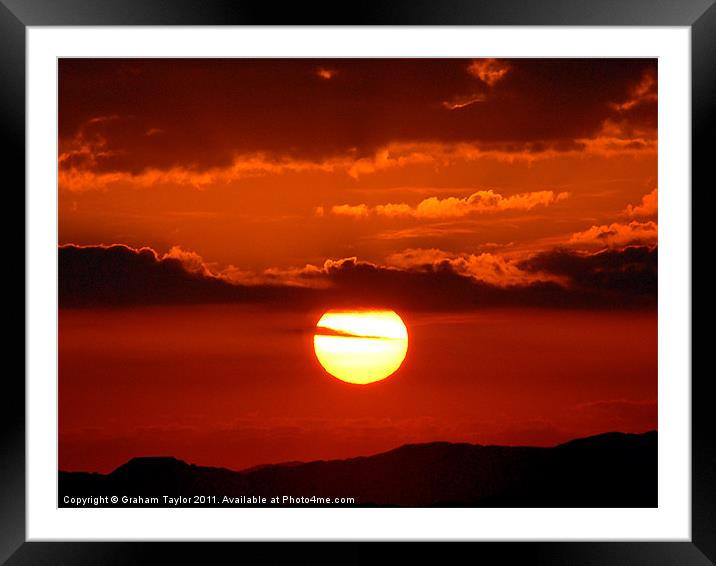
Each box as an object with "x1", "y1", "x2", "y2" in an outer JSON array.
[{"x1": 58, "y1": 59, "x2": 657, "y2": 473}]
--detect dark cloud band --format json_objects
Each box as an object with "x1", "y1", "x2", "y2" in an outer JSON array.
[
  {"x1": 59, "y1": 58, "x2": 657, "y2": 177},
  {"x1": 59, "y1": 244, "x2": 657, "y2": 310}
]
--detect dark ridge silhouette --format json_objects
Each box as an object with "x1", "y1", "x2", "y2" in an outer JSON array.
[{"x1": 59, "y1": 431, "x2": 656, "y2": 507}]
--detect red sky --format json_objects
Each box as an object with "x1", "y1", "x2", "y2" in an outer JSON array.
[{"x1": 58, "y1": 59, "x2": 657, "y2": 472}]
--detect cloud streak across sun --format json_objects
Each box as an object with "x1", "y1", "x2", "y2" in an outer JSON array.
[{"x1": 313, "y1": 310, "x2": 409, "y2": 384}]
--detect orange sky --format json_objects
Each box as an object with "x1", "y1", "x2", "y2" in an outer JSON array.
[{"x1": 58, "y1": 59, "x2": 657, "y2": 472}]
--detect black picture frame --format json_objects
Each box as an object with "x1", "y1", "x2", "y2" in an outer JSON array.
[{"x1": 4, "y1": 1, "x2": 709, "y2": 563}]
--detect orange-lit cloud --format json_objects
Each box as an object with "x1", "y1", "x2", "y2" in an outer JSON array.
[
  {"x1": 371, "y1": 223, "x2": 482, "y2": 241},
  {"x1": 59, "y1": 59, "x2": 657, "y2": 192},
  {"x1": 611, "y1": 69, "x2": 657, "y2": 112},
  {"x1": 331, "y1": 189, "x2": 569, "y2": 220},
  {"x1": 569, "y1": 220, "x2": 658, "y2": 247},
  {"x1": 440, "y1": 59, "x2": 509, "y2": 111},
  {"x1": 624, "y1": 188, "x2": 658, "y2": 217},
  {"x1": 316, "y1": 67, "x2": 336, "y2": 80},
  {"x1": 59, "y1": 135, "x2": 656, "y2": 192},
  {"x1": 331, "y1": 204, "x2": 370, "y2": 218},
  {"x1": 384, "y1": 248, "x2": 562, "y2": 287},
  {"x1": 442, "y1": 93, "x2": 487, "y2": 110},
  {"x1": 162, "y1": 246, "x2": 215, "y2": 277},
  {"x1": 599, "y1": 67, "x2": 658, "y2": 146},
  {"x1": 58, "y1": 153, "x2": 342, "y2": 192},
  {"x1": 578, "y1": 133, "x2": 657, "y2": 154},
  {"x1": 563, "y1": 190, "x2": 658, "y2": 250},
  {"x1": 467, "y1": 58, "x2": 511, "y2": 86}
]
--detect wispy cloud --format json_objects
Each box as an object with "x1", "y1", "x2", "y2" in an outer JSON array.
[{"x1": 611, "y1": 69, "x2": 657, "y2": 112}]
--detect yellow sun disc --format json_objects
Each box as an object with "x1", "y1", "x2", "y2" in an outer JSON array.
[{"x1": 313, "y1": 310, "x2": 409, "y2": 385}]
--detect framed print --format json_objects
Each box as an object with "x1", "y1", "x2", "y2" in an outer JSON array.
[{"x1": 5, "y1": 0, "x2": 710, "y2": 563}]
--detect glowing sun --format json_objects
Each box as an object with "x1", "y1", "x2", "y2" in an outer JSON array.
[{"x1": 313, "y1": 309, "x2": 409, "y2": 385}]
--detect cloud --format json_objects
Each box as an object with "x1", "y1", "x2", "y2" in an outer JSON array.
[
  {"x1": 58, "y1": 244, "x2": 313, "y2": 308},
  {"x1": 442, "y1": 93, "x2": 487, "y2": 110},
  {"x1": 331, "y1": 189, "x2": 569, "y2": 220},
  {"x1": 624, "y1": 188, "x2": 658, "y2": 218},
  {"x1": 58, "y1": 244, "x2": 222, "y2": 307},
  {"x1": 331, "y1": 204, "x2": 370, "y2": 218},
  {"x1": 385, "y1": 248, "x2": 562, "y2": 287},
  {"x1": 319, "y1": 251, "x2": 656, "y2": 310},
  {"x1": 303, "y1": 256, "x2": 574, "y2": 310},
  {"x1": 58, "y1": 136, "x2": 656, "y2": 192},
  {"x1": 601, "y1": 67, "x2": 658, "y2": 143},
  {"x1": 372, "y1": 223, "x2": 480, "y2": 241},
  {"x1": 467, "y1": 58, "x2": 511, "y2": 86},
  {"x1": 385, "y1": 247, "x2": 456, "y2": 267},
  {"x1": 162, "y1": 246, "x2": 214, "y2": 276},
  {"x1": 569, "y1": 220, "x2": 657, "y2": 248},
  {"x1": 59, "y1": 59, "x2": 657, "y2": 184},
  {"x1": 440, "y1": 60, "x2": 509, "y2": 111},
  {"x1": 610, "y1": 68, "x2": 657, "y2": 112},
  {"x1": 58, "y1": 152, "x2": 344, "y2": 192},
  {"x1": 315, "y1": 67, "x2": 336, "y2": 80},
  {"x1": 60, "y1": 244, "x2": 656, "y2": 310},
  {"x1": 519, "y1": 245, "x2": 657, "y2": 299},
  {"x1": 577, "y1": 131, "x2": 657, "y2": 154}
]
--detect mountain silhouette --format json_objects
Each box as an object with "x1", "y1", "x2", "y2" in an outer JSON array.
[{"x1": 59, "y1": 431, "x2": 656, "y2": 507}]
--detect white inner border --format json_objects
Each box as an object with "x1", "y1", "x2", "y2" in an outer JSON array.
[{"x1": 27, "y1": 27, "x2": 691, "y2": 541}]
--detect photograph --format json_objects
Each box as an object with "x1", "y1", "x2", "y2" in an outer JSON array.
[{"x1": 57, "y1": 57, "x2": 658, "y2": 509}]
